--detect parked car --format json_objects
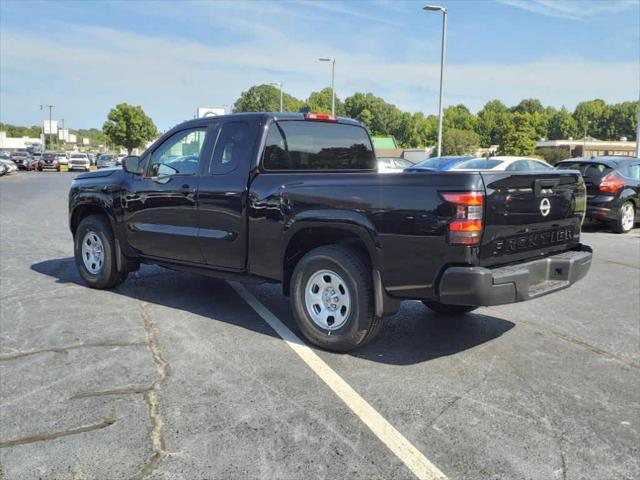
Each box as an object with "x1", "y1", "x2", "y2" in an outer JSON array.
[
  {"x1": 116, "y1": 153, "x2": 127, "y2": 165},
  {"x1": 68, "y1": 112, "x2": 592, "y2": 351},
  {"x1": 0, "y1": 159, "x2": 18, "y2": 173},
  {"x1": 0, "y1": 151, "x2": 11, "y2": 160},
  {"x1": 96, "y1": 154, "x2": 117, "y2": 169},
  {"x1": 556, "y1": 156, "x2": 639, "y2": 233},
  {"x1": 39, "y1": 152, "x2": 61, "y2": 171},
  {"x1": 377, "y1": 156, "x2": 414, "y2": 173},
  {"x1": 68, "y1": 153, "x2": 91, "y2": 171},
  {"x1": 10, "y1": 149, "x2": 30, "y2": 170},
  {"x1": 55, "y1": 152, "x2": 69, "y2": 166},
  {"x1": 26, "y1": 153, "x2": 41, "y2": 171},
  {"x1": 0, "y1": 162, "x2": 7, "y2": 176},
  {"x1": 405, "y1": 155, "x2": 475, "y2": 172},
  {"x1": 451, "y1": 156, "x2": 553, "y2": 172}
]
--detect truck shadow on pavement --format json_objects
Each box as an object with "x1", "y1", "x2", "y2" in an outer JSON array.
[{"x1": 31, "y1": 258, "x2": 515, "y2": 366}]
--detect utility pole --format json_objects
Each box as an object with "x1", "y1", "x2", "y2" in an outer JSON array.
[{"x1": 40, "y1": 104, "x2": 55, "y2": 150}]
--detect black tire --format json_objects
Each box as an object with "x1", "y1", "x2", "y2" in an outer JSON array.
[
  {"x1": 290, "y1": 245, "x2": 380, "y2": 352},
  {"x1": 74, "y1": 214, "x2": 127, "y2": 289},
  {"x1": 422, "y1": 300, "x2": 478, "y2": 315},
  {"x1": 612, "y1": 201, "x2": 635, "y2": 234}
]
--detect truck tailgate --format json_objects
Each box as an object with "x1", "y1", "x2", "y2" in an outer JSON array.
[{"x1": 479, "y1": 171, "x2": 586, "y2": 267}]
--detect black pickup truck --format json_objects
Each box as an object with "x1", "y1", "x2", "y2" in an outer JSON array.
[{"x1": 69, "y1": 113, "x2": 592, "y2": 351}]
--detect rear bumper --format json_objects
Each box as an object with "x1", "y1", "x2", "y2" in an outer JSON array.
[{"x1": 437, "y1": 244, "x2": 592, "y2": 306}]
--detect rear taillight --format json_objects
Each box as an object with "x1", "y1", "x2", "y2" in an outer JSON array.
[
  {"x1": 599, "y1": 173, "x2": 624, "y2": 193},
  {"x1": 304, "y1": 113, "x2": 338, "y2": 122},
  {"x1": 441, "y1": 192, "x2": 484, "y2": 245}
]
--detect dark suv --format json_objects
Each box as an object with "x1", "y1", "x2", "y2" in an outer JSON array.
[{"x1": 556, "y1": 156, "x2": 640, "y2": 233}]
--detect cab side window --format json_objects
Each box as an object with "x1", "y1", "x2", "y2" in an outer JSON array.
[
  {"x1": 628, "y1": 163, "x2": 640, "y2": 180},
  {"x1": 210, "y1": 122, "x2": 251, "y2": 175},
  {"x1": 148, "y1": 128, "x2": 208, "y2": 178}
]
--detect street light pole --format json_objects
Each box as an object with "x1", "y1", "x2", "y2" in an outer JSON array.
[
  {"x1": 636, "y1": 99, "x2": 640, "y2": 158},
  {"x1": 423, "y1": 5, "x2": 447, "y2": 157},
  {"x1": 270, "y1": 82, "x2": 284, "y2": 112},
  {"x1": 319, "y1": 57, "x2": 336, "y2": 116}
]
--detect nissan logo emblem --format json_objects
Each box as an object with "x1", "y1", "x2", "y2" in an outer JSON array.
[{"x1": 540, "y1": 198, "x2": 551, "y2": 217}]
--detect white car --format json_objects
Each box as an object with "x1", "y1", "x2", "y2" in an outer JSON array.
[
  {"x1": 54, "y1": 152, "x2": 69, "y2": 165},
  {"x1": 377, "y1": 157, "x2": 414, "y2": 173},
  {"x1": 116, "y1": 153, "x2": 127, "y2": 165},
  {"x1": 0, "y1": 159, "x2": 18, "y2": 173},
  {"x1": 451, "y1": 156, "x2": 553, "y2": 172},
  {"x1": 68, "y1": 153, "x2": 91, "y2": 172}
]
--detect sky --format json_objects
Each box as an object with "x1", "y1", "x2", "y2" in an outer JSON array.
[{"x1": 1, "y1": 0, "x2": 638, "y2": 131}]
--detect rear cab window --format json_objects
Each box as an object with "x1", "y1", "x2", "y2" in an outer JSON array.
[{"x1": 262, "y1": 120, "x2": 375, "y2": 171}]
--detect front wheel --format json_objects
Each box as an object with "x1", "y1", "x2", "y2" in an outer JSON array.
[
  {"x1": 290, "y1": 245, "x2": 382, "y2": 352},
  {"x1": 423, "y1": 300, "x2": 478, "y2": 315},
  {"x1": 74, "y1": 214, "x2": 127, "y2": 289},
  {"x1": 613, "y1": 201, "x2": 635, "y2": 234}
]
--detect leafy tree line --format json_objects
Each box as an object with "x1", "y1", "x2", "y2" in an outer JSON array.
[{"x1": 232, "y1": 85, "x2": 638, "y2": 156}]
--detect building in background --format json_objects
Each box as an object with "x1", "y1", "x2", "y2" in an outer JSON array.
[
  {"x1": 536, "y1": 137, "x2": 637, "y2": 160},
  {"x1": 0, "y1": 131, "x2": 42, "y2": 151}
]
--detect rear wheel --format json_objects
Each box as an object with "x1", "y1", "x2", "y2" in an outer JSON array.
[
  {"x1": 613, "y1": 201, "x2": 635, "y2": 234},
  {"x1": 74, "y1": 215, "x2": 127, "y2": 289},
  {"x1": 423, "y1": 300, "x2": 478, "y2": 315},
  {"x1": 290, "y1": 245, "x2": 381, "y2": 352}
]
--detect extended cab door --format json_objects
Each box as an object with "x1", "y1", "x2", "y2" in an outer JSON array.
[
  {"x1": 122, "y1": 126, "x2": 214, "y2": 263},
  {"x1": 197, "y1": 120, "x2": 258, "y2": 269}
]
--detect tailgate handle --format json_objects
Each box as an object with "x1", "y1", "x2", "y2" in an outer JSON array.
[{"x1": 534, "y1": 178, "x2": 559, "y2": 197}]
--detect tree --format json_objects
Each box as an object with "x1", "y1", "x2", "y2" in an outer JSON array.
[
  {"x1": 233, "y1": 84, "x2": 303, "y2": 113},
  {"x1": 548, "y1": 107, "x2": 577, "y2": 140},
  {"x1": 498, "y1": 113, "x2": 536, "y2": 156},
  {"x1": 475, "y1": 100, "x2": 511, "y2": 147},
  {"x1": 511, "y1": 98, "x2": 544, "y2": 115},
  {"x1": 443, "y1": 104, "x2": 477, "y2": 131},
  {"x1": 305, "y1": 87, "x2": 345, "y2": 116},
  {"x1": 607, "y1": 101, "x2": 638, "y2": 140},
  {"x1": 441, "y1": 128, "x2": 480, "y2": 156},
  {"x1": 102, "y1": 103, "x2": 158, "y2": 154},
  {"x1": 573, "y1": 99, "x2": 607, "y2": 139}
]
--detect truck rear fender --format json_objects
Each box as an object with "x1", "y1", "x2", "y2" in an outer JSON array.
[{"x1": 281, "y1": 211, "x2": 399, "y2": 317}]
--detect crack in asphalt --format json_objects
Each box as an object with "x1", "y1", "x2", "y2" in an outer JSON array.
[
  {"x1": 128, "y1": 295, "x2": 170, "y2": 480},
  {"x1": 515, "y1": 318, "x2": 640, "y2": 370},
  {"x1": 0, "y1": 418, "x2": 116, "y2": 448},
  {"x1": 69, "y1": 385, "x2": 152, "y2": 399},
  {"x1": 0, "y1": 341, "x2": 148, "y2": 361}
]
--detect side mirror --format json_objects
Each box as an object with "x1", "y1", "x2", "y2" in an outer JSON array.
[{"x1": 122, "y1": 155, "x2": 142, "y2": 175}]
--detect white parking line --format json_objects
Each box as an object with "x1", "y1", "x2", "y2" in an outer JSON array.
[{"x1": 229, "y1": 282, "x2": 448, "y2": 480}]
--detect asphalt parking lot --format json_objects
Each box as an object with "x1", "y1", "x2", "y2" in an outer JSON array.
[{"x1": 1, "y1": 172, "x2": 639, "y2": 480}]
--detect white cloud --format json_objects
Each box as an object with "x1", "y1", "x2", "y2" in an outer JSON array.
[
  {"x1": 498, "y1": 0, "x2": 638, "y2": 21},
  {"x1": 1, "y1": 23, "x2": 637, "y2": 129}
]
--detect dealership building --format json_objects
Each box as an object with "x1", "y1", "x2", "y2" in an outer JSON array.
[{"x1": 0, "y1": 131, "x2": 42, "y2": 151}]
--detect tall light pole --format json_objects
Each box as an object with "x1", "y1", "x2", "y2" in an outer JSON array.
[
  {"x1": 40, "y1": 104, "x2": 55, "y2": 150},
  {"x1": 636, "y1": 95, "x2": 640, "y2": 158},
  {"x1": 423, "y1": 5, "x2": 447, "y2": 157},
  {"x1": 270, "y1": 82, "x2": 284, "y2": 112},
  {"x1": 318, "y1": 57, "x2": 336, "y2": 116},
  {"x1": 583, "y1": 120, "x2": 591, "y2": 157}
]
